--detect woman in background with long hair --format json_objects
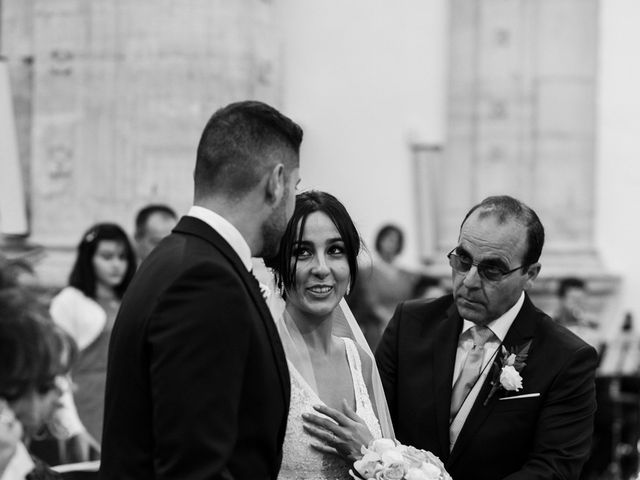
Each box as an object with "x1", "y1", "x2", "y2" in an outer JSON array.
[{"x1": 50, "y1": 223, "x2": 136, "y2": 444}]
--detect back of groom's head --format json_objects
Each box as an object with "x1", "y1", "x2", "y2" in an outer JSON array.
[{"x1": 194, "y1": 101, "x2": 303, "y2": 202}]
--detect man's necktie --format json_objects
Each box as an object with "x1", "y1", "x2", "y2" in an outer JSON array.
[{"x1": 450, "y1": 325, "x2": 494, "y2": 421}]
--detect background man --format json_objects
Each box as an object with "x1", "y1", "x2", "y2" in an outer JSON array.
[
  {"x1": 554, "y1": 276, "x2": 601, "y2": 352},
  {"x1": 133, "y1": 204, "x2": 178, "y2": 262},
  {"x1": 100, "y1": 101, "x2": 303, "y2": 479},
  {"x1": 376, "y1": 195, "x2": 598, "y2": 480}
]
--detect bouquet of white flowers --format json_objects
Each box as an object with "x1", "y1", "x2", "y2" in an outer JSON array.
[{"x1": 350, "y1": 438, "x2": 451, "y2": 480}]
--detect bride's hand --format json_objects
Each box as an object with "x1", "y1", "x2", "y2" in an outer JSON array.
[{"x1": 302, "y1": 399, "x2": 375, "y2": 462}]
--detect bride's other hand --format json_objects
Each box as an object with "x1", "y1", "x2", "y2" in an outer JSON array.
[{"x1": 302, "y1": 400, "x2": 375, "y2": 462}]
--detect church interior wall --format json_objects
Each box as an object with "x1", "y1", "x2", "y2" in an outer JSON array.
[
  {"x1": 279, "y1": 0, "x2": 447, "y2": 268},
  {"x1": 0, "y1": 0, "x2": 638, "y2": 333},
  {"x1": 596, "y1": 0, "x2": 640, "y2": 335}
]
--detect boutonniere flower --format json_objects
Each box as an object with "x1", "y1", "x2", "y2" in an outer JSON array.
[{"x1": 483, "y1": 339, "x2": 532, "y2": 405}]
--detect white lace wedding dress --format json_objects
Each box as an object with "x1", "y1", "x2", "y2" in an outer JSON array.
[{"x1": 278, "y1": 337, "x2": 383, "y2": 480}]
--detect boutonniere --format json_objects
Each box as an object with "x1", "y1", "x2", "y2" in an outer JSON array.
[{"x1": 483, "y1": 339, "x2": 532, "y2": 405}]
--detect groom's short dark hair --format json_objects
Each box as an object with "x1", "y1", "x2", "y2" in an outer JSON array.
[{"x1": 194, "y1": 101, "x2": 303, "y2": 201}]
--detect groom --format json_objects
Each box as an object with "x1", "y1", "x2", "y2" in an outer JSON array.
[
  {"x1": 101, "y1": 101, "x2": 302, "y2": 479},
  {"x1": 376, "y1": 195, "x2": 598, "y2": 480}
]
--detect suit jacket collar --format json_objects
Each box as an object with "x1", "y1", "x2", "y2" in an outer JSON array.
[
  {"x1": 172, "y1": 216, "x2": 290, "y2": 411},
  {"x1": 187, "y1": 206, "x2": 252, "y2": 271},
  {"x1": 447, "y1": 293, "x2": 538, "y2": 467}
]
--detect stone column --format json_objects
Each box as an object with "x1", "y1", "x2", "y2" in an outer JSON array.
[
  {"x1": 0, "y1": 0, "x2": 35, "y2": 234},
  {"x1": 437, "y1": 0, "x2": 618, "y2": 315}
]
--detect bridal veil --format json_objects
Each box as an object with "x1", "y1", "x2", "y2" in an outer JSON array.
[{"x1": 268, "y1": 292, "x2": 395, "y2": 440}]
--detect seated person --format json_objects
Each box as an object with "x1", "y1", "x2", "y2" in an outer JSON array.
[
  {"x1": 133, "y1": 204, "x2": 178, "y2": 263},
  {"x1": 554, "y1": 277, "x2": 597, "y2": 329},
  {"x1": 349, "y1": 224, "x2": 420, "y2": 350},
  {"x1": 0, "y1": 287, "x2": 77, "y2": 479},
  {"x1": 554, "y1": 277, "x2": 601, "y2": 351}
]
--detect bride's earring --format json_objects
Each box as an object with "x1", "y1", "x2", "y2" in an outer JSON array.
[{"x1": 346, "y1": 283, "x2": 351, "y2": 296}]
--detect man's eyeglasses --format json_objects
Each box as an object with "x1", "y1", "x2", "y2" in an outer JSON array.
[{"x1": 447, "y1": 248, "x2": 526, "y2": 282}]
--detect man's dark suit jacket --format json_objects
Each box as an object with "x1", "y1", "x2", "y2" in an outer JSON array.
[
  {"x1": 376, "y1": 293, "x2": 597, "y2": 480},
  {"x1": 100, "y1": 216, "x2": 290, "y2": 480}
]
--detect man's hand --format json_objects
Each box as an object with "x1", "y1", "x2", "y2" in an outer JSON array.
[{"x1": 302, "y1": 400, "x2": 375, "y2": 462}]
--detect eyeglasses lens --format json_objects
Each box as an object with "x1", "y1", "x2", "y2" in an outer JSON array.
[{"x1": 448, "y1": 253, "x2": 503, "y2": 282}]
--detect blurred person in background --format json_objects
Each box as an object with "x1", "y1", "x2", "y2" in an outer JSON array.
[
  {"x1": 349, "y1": 224, "x2": 421, "y2": 350},
  {"x1": 133, "y1": 204, "x2": 177, "y2": 263},
  {"x1": 0, "y1": 255, "x2": 37, "y2": 289},
  {"x1": 0, "y1": 286, "x2": 77, "y2": 479},
  {"x1": 1, "y1": 253, "x2": 96, "y2": 466},
  {"x1": 49, "y1": 223, "x2": 136, "y2": 445},
  {"x1": 554, "y1": 277, "x2": 598, "y2": 329},
  {"x1": 554, "y1": 277, "x2": 601, "y2": 352}
]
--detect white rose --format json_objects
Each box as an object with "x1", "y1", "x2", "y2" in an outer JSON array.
[
  {"x1": 500, "y1": 365, "x2": 523, "y2": 391},
  {"x1": 371, "y1": 438, "x2": 397, "y2": 455},
  {"x1": 406, "y1": 468, "x2": 431, "y2": 480},
  {"x1": 381, "y1": 448, "x2": 405, "y2": 466},
  {"x1": 353, "y1": 457, "x2": 380, "y2": 479},
  {"x1": 361, "y1": 451, "x2": 382, "y2": 463},
  {"x1": 420, "y1": 462, "x2": 443, "y2": 479},
  {"x1": 402, "y1": 446, "x2": 428, "y2": 468},
  {"x1": 376, "y1": 463, "x2": 406, "y2": 480}
]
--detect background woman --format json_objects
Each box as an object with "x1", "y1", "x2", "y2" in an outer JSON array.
[
  {"x1": 0, "y1": 287, "x2": 77, "y2": 479},
  {"x1": 265, "y1": 190, "x2": 393, "y2": 480},
  {"x1": 49, "y1": 223, "x2": 136, "y2": 444},
  {"x1": 348, "y1": 224, "x2": 424, "y2": 350}
]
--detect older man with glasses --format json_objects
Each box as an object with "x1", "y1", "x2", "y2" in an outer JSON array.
[{"x1": 376, "y1": 195, "x2": 598, "y2": 480}]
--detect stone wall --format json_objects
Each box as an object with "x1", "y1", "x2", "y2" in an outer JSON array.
[
  {"x1": 425, "y1": 0, "x2": 619, "y2": 320},
  {"x1": 1, "y1": 0, "x2": 282, "y2": 285}
]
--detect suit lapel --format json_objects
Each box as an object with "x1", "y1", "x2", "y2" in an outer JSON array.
[
  {"x1": 447, "y1": 294, "x2": 537, "y2": 466},
  {"x1": 173, "y1": 217, "x2": 290, "y2": 409},
  {"x1": 430, "y1": 303, "x2": 463, "y2": 459}
]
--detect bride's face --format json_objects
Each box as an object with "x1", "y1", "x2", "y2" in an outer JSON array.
[{"x1": 286, "y1": 211, "x2": 350, "y2": 320}]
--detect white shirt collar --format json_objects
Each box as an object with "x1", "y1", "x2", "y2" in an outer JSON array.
[
  {"x1": 460, "y1": 291, "x2": 525, "y2": 342},
  {"x1": 187, "y1": 205, "x2": 253, "y2": 272}
]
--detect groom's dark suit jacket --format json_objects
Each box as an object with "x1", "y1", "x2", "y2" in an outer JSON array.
[
  {"x1": 100, "y1": 216, "x2": 290, "y2": 480},
  {"x1": 376, "y1": 293, "x2": 597, "y2": 480}
]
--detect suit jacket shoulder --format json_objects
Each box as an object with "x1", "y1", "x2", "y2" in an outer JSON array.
[
  {"x1": 388, "y1": 294, "x2": 456, "y2": 334},
  {"x1": 101, "y1": 216, "x2": 290, "y2": 480}
]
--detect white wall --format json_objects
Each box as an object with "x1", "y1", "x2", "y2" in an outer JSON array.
[
  {"x1": 279, "y1": 0, "x2": 447, "y2": 264},
  {"x1": 279, "y1": 1, "x2": 639, "y2": 330},
  {"x1": 597, "y1": 0, "x2": 640, "y2": 333}
]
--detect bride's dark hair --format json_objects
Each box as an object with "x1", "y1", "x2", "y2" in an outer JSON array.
[{"x1": 264, "y1": 190, "x2": 362, "y2": 299}]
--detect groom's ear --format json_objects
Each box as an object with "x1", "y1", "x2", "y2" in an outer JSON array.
[{"x1": 265, "y1": 164, "x2": 285, "y2": 206}]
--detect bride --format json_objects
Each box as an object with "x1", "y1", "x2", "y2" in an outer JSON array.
[{"x1": 263, "y1": 190, "x2": 395, "y2": 479}]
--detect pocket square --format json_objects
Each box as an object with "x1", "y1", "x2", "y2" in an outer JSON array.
[{"x1": 499, "y1": 392, "x2": 540, "y2": 401}]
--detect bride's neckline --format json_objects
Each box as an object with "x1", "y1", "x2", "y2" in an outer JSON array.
[{"x1": 288, "y1": 337, "x2": 359, "y2": 411}]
